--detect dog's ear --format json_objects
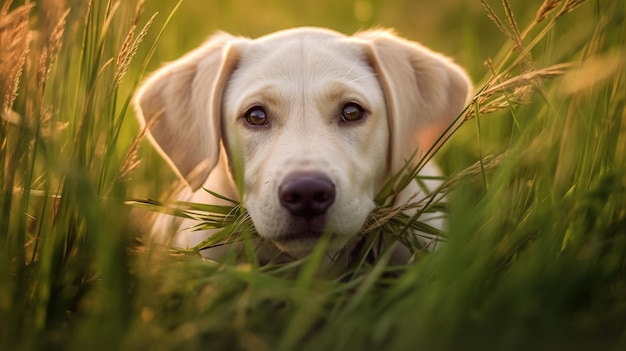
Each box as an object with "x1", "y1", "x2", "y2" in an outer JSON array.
[
  {"x1": 134, "y1": 32, "x2": 241, "y2": 190},
  {"x1": 355, "y1": 30, "x2": 472, "y2": 175}
]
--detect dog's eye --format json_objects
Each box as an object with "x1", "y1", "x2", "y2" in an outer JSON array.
[
  {"x1": 341, "y1": 103, "x2": 365, "y2": 122},
  {"x1": 244, "y1": 107, "x2": 268, "y2": 126}
]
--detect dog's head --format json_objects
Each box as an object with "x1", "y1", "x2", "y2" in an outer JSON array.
[{"x1": 134, "y1": 28, "x2": 471, "y2": 257}]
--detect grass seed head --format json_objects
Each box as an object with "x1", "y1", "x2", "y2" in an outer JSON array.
[{"x1": 0, "y1": 4, "x2": 32, "y2": 114}]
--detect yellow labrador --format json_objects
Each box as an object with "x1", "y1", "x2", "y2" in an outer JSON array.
[{"x1": 134, "y1": 27, "x2": 471, "y2": 261}]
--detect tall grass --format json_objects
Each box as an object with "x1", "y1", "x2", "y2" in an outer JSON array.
[{"x1": 1, "y1": 0, "x2": 624, "y2": 350}]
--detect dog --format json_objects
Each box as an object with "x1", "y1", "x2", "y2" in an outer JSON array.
[{"x1": 133, "y1": 27, "x2": 471, "y2": 263}]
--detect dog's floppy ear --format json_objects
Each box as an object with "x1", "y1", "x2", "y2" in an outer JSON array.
[
  {"x1": 134, "y1": 32, "x2": 240, "y2": 190},
  {"x1": 356, "y1": 30, "x2": 472, "y2": 174}
]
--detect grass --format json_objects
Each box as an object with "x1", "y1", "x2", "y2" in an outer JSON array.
[{"x1": 1, "y1": 0, "x2": 625, "y2": 350}]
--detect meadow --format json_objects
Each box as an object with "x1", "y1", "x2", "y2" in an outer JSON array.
[{"x1": 1, "y1": 0, "x2": 625, "y2": 350}]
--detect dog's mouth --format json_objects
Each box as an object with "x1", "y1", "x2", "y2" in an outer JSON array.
[{"x1": 271, "y1": 230, "x2": 350, "y2": 258}]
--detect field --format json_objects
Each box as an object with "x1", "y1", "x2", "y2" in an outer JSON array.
[{"x1": 1, "y1": 0, "x2": 625, "y2": 350}]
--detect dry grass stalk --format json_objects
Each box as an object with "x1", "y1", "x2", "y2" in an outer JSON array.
[
  {"x1": 117, "y1": 119, "x2": 153, "y2": 183},
  {"x1": 474, "y1": 85, "x2": 533, "y2": 116},
  {"x1": 361, "y1": 211, "x2": 399, "y2": 235},
  {"x1": 0, "y1": 3, "x2": 33, "y2": 115},
  {"x1": 484, "y1": 0, "x2": 586, "y2": 90},
  {"x1": 557, "y1": 0, "x2": 588, "y2": 18},
  {"x1": 465, "y1": 62, "x2": 574, "y2": 120},
  {"x1": 36, "y1": 9, "x2": 70, "y2": 90},
  {"x1": 133, "y1": 0, "x2": 146, "y2": 25},
  {"x1": 115, "y1": 10, "x2": 156, "y2": 88},
  {"x1": 502, "y1": 0, "x2": 523, "y2": 52},
  {"x1": 362, "y1": 201, "x2": 421, "y2": 235},
  {"x1": 483, "y1": 63, "x2": 573, "y2": 95},
  {"x1": 480, "y1": 0, "x2": 538, "y2": 95},
  {"x1": 535, "y1": 0, "x2": 562, "y2": 23}
]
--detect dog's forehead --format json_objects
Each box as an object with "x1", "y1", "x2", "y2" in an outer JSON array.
[
  {"x1": 224, "y1": 28, "x2": 380, "y2": 110},
  {"x1": 235, "y1": 29, "x2": 370, "y2": 80}
]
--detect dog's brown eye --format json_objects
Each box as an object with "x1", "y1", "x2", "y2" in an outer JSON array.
[
  {"x1": 245, "y1": 107, "x2": 268, "y2": 126},
  {"x1": 341, "y1": 103, "x2": 364, "y2": 122}
]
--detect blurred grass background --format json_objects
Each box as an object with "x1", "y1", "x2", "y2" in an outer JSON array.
[{"x1": 1, "y1": 0, "x2": 625, "y2": 350}]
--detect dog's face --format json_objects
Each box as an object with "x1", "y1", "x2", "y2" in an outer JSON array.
[
  {"x1": 134, "y1": 28, "x2": 471, "y2": 257},
  {"x1": 221, "y1": 30, "x2": 389, "y2": 255}
]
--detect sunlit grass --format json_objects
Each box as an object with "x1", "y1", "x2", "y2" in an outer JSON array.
[{"x1": 1, "y1": 0, "x2": 624, "y2": 350}]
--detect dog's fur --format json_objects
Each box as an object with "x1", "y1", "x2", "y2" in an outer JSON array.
[{"x1": 133, "y1": 27, "x2": 471, "y2": 261}]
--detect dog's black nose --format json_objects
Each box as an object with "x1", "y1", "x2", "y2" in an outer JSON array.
[{"x1": 279, "y1": 173, "x2": 336, "y2": 219}]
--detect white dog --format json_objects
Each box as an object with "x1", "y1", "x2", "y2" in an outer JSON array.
[{"x1": 133, "y1": 27, "x2": 471, "y2": 262}]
